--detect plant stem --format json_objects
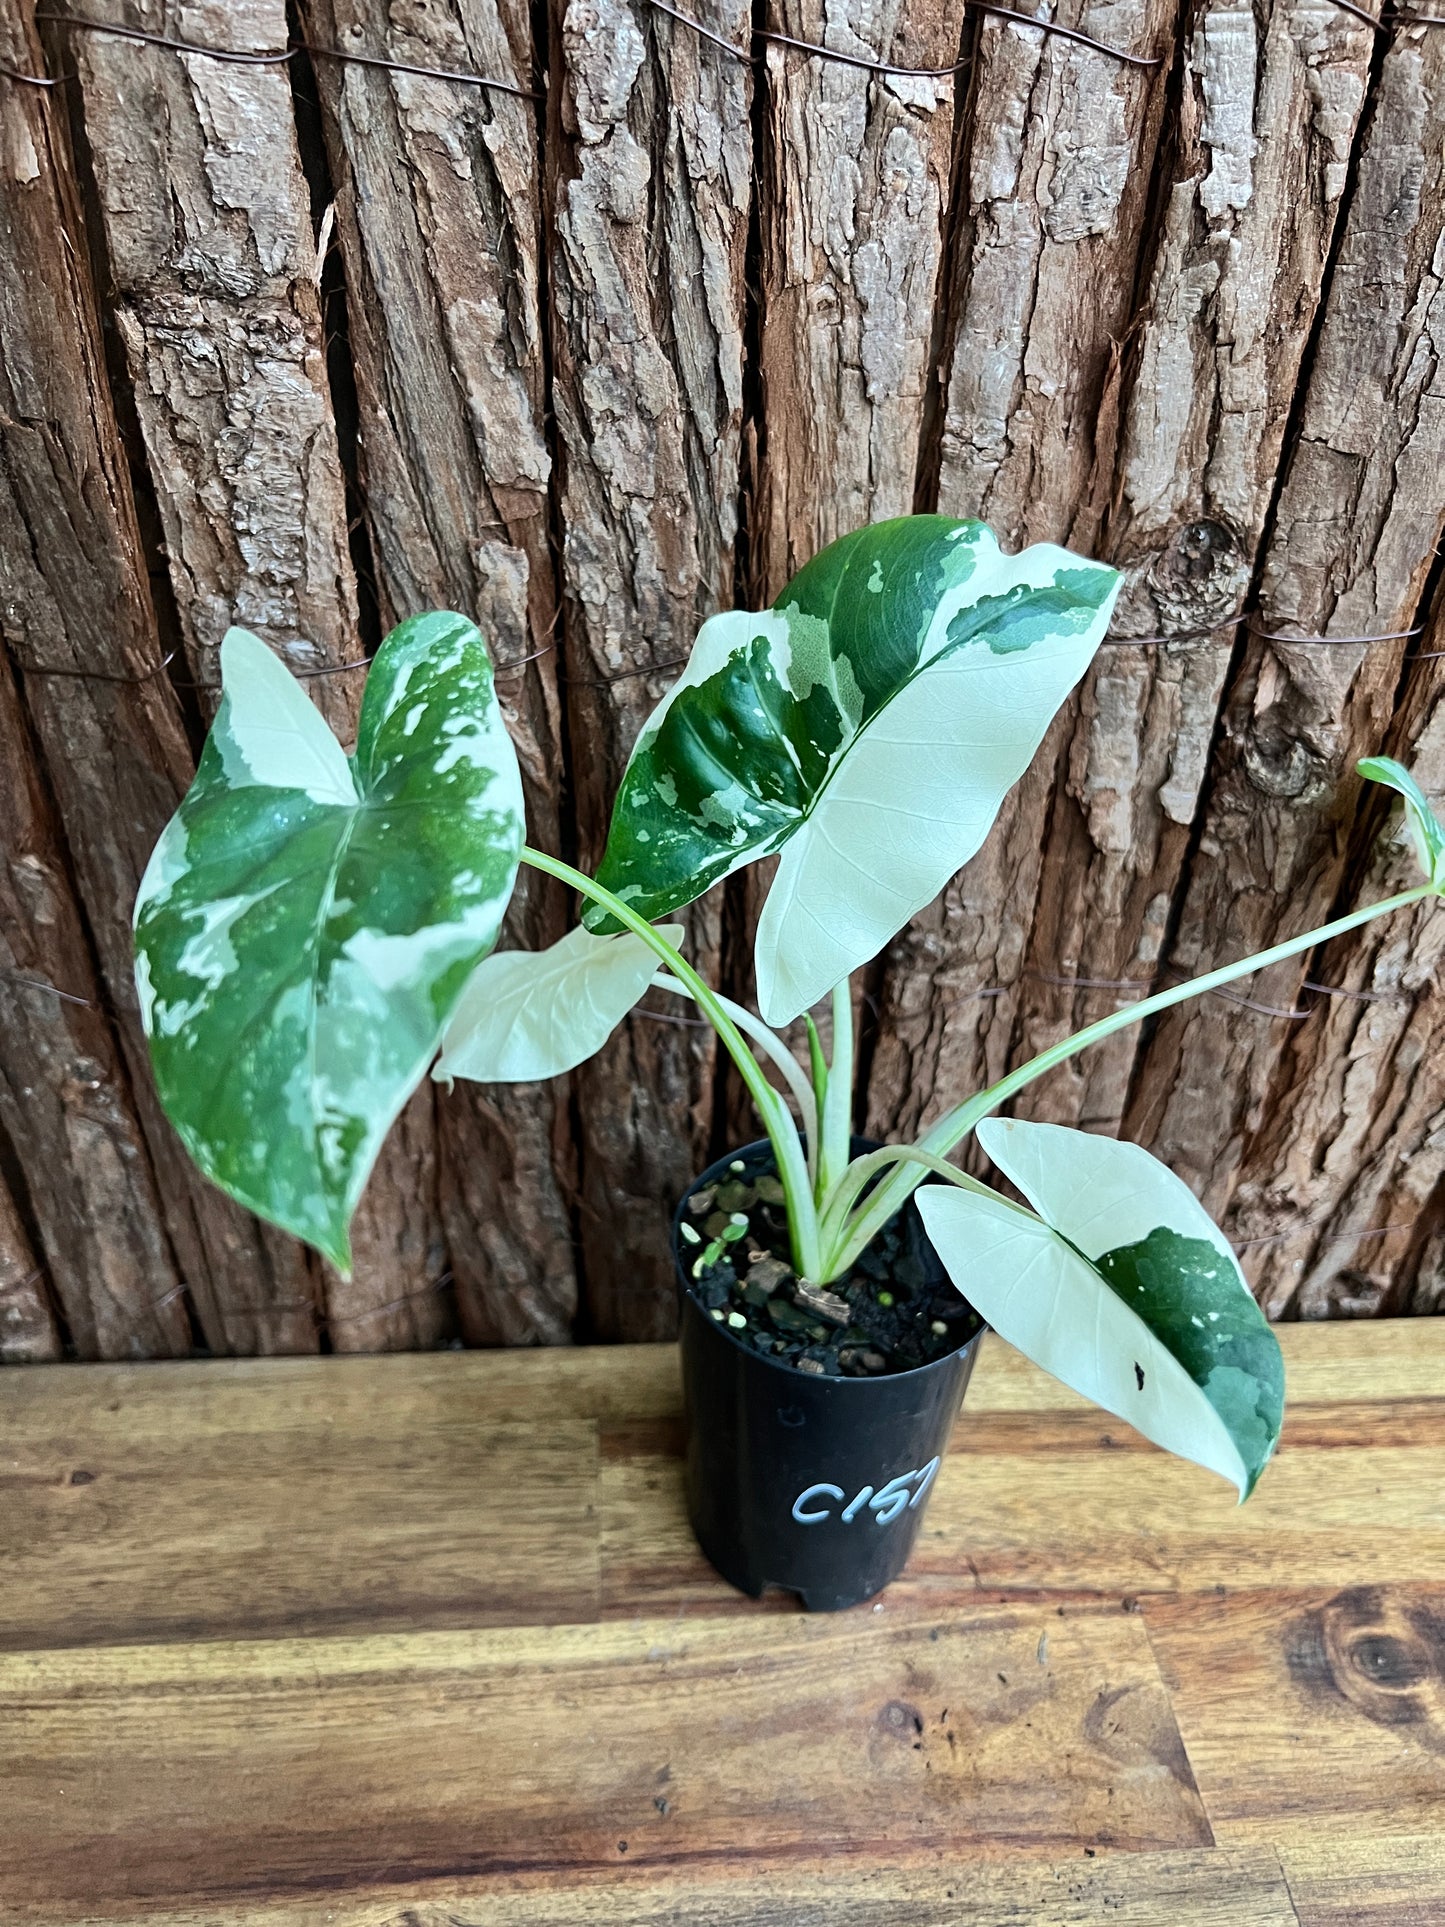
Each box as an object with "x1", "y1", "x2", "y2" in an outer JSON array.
[
  {"x1": 817, "y1": 979, "x2": 854, "y2": 1203},
  {"x1": 815, "y1": 1144, "x2": 1008, "y2": 1274},
  {"x1": 831, "y1": 881, "x2": 1435, "y2": 1274},
  {"x1": 519, "y1": 848, "x2": 822, "y2": 1277},
  {"x1": 653, "y1": 973, "x2": 819, "y2": 1178}
]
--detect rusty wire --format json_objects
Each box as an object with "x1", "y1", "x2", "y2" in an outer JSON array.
[{"x1": 14, "y1": 0, "x2": 1412, "y2": 96}]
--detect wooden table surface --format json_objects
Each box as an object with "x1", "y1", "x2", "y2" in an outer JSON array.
[{"x1": 3, "y1": 1322, "x2": 1444, "y2": 1925}]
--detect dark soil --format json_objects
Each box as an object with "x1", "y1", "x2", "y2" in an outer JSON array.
[{"x1": 679, "y1": 1146, "x2": 981, "y2": 1379}]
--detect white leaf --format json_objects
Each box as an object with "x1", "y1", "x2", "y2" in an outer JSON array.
[
  {"x1": 436, "y1": 924, "x2": 684, "y2": 1084},
  {"x1": 917, "y1": 1119, "x2": 1283, "y2": 1497}
]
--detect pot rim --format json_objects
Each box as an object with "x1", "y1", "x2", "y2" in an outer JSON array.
[{"x1": 672, "y1": 1136, "x2": 984, "y2": 1389}]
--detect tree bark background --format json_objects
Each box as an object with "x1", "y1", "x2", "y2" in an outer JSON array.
[{"x1": 3, "y1": 0, "x2": 1444, "y2": 1356}]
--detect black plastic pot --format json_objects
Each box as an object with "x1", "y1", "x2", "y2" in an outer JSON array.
[{"x1": 673, "y1": 1138, "x2": 983, "y2": 1611}]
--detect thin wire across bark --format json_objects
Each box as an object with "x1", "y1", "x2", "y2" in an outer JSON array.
[{"x1": 18, "y1": 0, "x2": 1421, "y2": 97}]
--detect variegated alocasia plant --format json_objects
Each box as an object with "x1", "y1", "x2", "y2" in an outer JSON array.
[{"x1": 134, "y1": 516, "x2": 1445, "y2": 1499}]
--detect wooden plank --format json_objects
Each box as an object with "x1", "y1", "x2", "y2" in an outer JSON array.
[
  {"x1": 0, "y1": 1314, "x2": 1431, "y2": 1442},
  {"x1": 1123, "y1": 25, "x2": 1445, "y2": 1225},
  {"x1": 548, "y1": 0, "x2": 751, "y2": 1333},
  {"x1": 0, "y1": 1396, "x2": 600, "y2": 1652},
  {"x1": 0, "y1": 0, "x2": 323, "y2": 1357},
  {"x1": 1280, "y1": 1831, "x2": 1445, "y2": 1927},
  {"x1": 1145, "y1": 1586, "x2": 1445, "y2": 1846},
  {"x1": 0, "y1": 1342, "x2": 680, "y2": 1433},
  {"x1": 64, "y1": 0, "x2": 454, "y2": 1346},
  {"x1": 965, "y1": 1319, "x2": 1445, "y2": 1412},
  {"x1": 0, "y1": 1605, "x2": 1209, "y2": 1911},
  {"x1": 600, "y1": 1339, "x2": 1445, "y2": 1611},
  {"x1": 754, "y1": 0, "x2": 969, "y2": 592},
  {"x1": 299, "y1": 0, "x2": 579, "y2": 1344},
  {"x1": 0, "y1": 1175, "x2": 59, "y2": 1364},
  {"x1": 33, "y1": 1845, "x2": 1301, "y2": 1926}
]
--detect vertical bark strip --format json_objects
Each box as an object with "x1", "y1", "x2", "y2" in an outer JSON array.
[
  {"x1": 549, "y1": 0, "x2": 751, "y2": 1334},
  {"x1": 0, "y1": 0, "x2": 321, "y2": 1356},
  {"x1": 1126, "y1": 27, "x2": 1445, "y2": 1224},
  {"x1": 0, "y1": 1175, "x2": 59, "y2": 1364},
  {"x1": 1234, "y1": 667, "x2": 1445, "y2": 1320},
  {"x1": 65, "y1": 0, "x2": 360, "y2": 711},
  {"x1": 933, "y1": 0, "x2": 1174, "y2": 552},
  {"x1": 866, "y1": 0, "x2": 1171, "y2": 1147},
  {"x1": 1012, "y1": 0, "x2": 1374, "y2": 1142},
  {"x1": 0, "y1": 649, "x2": 190, "y2": 1360},
  {"x1": 756, "y1": 0, "x2": 969, "y2": 596},
  {"x1": 64, "y1": 0, "x2": 450, "y2": 1343},
  {"x1": 299, "y1": 0, "x2": 574, "y2": 1345}
]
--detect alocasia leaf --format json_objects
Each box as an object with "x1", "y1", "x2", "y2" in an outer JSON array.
[
  {"x1": 133, "y1": 616, "x2": 523, "y2": 1272},
  {"x1": 1359, "y1": 755, "x2": 1445, "y2": 891},
  {"x1": 916, "y1": 1118, "x2": 1284, "y2": 1498},
  {"x1": 435, "y1": 922, "x2": 683, "y2": 1085},
  {"x1": 586, "y1": 515, "x2": 1120, "y2": 1025}
]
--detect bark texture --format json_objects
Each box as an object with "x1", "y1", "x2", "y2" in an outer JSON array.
[
  {"x1": 65, "y1": 0, "x2": 451, "y2": 1344},
  {"x1": 0, "y1": 1, "x2": 322, "y2": 1356},
  {"x1": 934, "y1": 0, "x2": 1173, "y2": 551},
  {"x1": 1011, "y1": 0, "x2": 1376, "y2": 1142},
  {"x1": 549, "y1": 0, "x2": 751, "y2": 1333},
  {"x1": 867, "y1": 0, "x2": 1173, "y2": 1149},
  {"x1": 755, "y1": 0, "x2": 968, "y2": 593},
  {"x1": 0, "y1": 1174, "x2": 59, "y2": 1364},
  {"x1": 1232, "y1": 661, "x2": 1445, "y2": 1319},
  {"x1": 300, "y1": 0, "x2": 575, "y2": 1344},
  {"x1": 3, "y1": 0, "x2": 1445, "y2": 1352},
  {"x1": 0, "y1": 647, "x2": 190, "y2": 1360},
  {"x1": 1126, "y1": 28, "x2": 1445, "y2": 1221}
]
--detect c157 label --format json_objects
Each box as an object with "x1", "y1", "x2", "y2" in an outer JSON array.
[{"x1": 790, "y1": 1457, "x2": 941, "y2": 1527}]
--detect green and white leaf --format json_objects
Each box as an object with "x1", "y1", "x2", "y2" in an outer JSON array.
[
  {"x1": 133, "y1": 617, "x2": 524, "y2": 1273},
  {"x1": 435, "y1": 922, "x2": 684, "y2": 1085},
  {"x1": 1359, "y1": 755, "x2": 1445, "y2": 890},
  {"x1": 916, "y1": 1118, "x2": 1284, "y2": 1498},
  {"x1": 586, "y1": 515, "x2": 1121, "y2": 1026}
]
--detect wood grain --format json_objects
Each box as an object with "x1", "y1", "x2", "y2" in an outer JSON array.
[
  {"x1": 0, "y1": 1605, "x2": 1207, "y2": 1911},
  {"x1": 3, "y1": 1323, "x2": 1443, "y2": 1920},
  {"x1": 7, "y1": 1324, "x2": 1441, "y2": 1654},
  {"x1": 30, "y1": 1848, "x2": 1303, "y2": 1927},
  {"x1": 1279, "y1": 1830, "x2": 1445, "y2": 1927},
  {"x1": 0, "y1": 1412, "x2": 599, "y2": 1651},
  {"x1": 1146, "y1": 1585, "x2": 1445, "y2": 1844},
  {"x1": 599, "y1": 1400, "x2": 1445, "y2": 1613}
]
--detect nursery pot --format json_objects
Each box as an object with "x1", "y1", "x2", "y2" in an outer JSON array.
[{"x1": 673, "y1": 1138, "x2": 983, "y2": 1612}]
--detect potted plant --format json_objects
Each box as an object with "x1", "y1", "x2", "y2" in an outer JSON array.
[{"x1": 133, "y1": 516, "x2": 1445, "y2": 1610}]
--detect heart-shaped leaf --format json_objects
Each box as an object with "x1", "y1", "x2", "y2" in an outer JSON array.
[
  {"x1": 916, "y1": 1118, "x2": 1284, "y2": 1497},
  {"x1": 586, "y1": 516, "x2": 1120, "y2": 1024},
  {"x1": 435, "y1": 922, "x2": 684, "y2": 1085},
  {"x1": 133, "y1": 617, "x2": 524, "y2": 1271},
  {"x1": 1359, "y1": 755, "x2": 1445, "y2": 890}
]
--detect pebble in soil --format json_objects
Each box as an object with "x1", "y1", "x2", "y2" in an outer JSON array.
[{"x1": 682, "y1": 1155, "x2": 981, "y2": 1378}]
